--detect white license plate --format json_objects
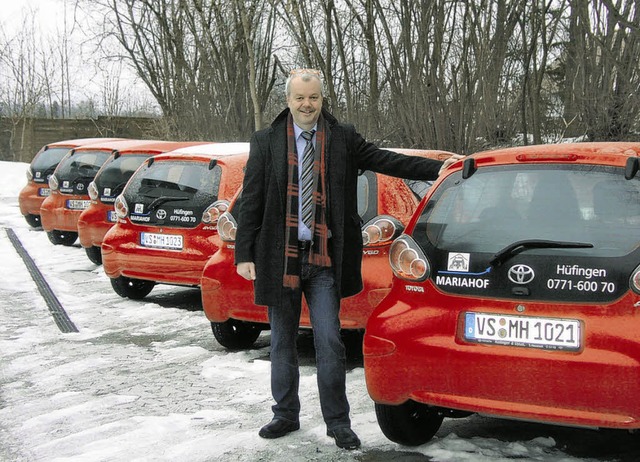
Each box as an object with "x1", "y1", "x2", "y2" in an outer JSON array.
[
  {"x1": 464, "y1": 312, "x2": 581, "y2": 351},
  {"x1": 140, "y1": 232, "x2": 183, "y2": 250},
  {"x1": 66, "y1": 199, "x2": 91, "y2": 210},
  {"x1": 107, "y1": 211, "x2": 118, "y2": 222},
  {"x1": 38, "y1": 188, "x2": 51, "y2": 197}
]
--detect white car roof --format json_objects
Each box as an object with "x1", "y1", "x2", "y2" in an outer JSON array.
[{"x1": 169, "y1": 142, "x2": 249, "y2": 156}]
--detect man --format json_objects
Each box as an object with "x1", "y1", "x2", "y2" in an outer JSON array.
[{"x1": 235, "y1": 69, "x2": 461, "y2": 449}]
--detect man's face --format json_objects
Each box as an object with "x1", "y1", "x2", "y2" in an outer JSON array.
[{"x1": 286, "y1": 76, "x2": 323, "y2": 130}]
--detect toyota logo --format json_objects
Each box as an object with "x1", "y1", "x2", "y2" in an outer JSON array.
[
  {"x1": 508, "y1": 264, "x2": 535, "y2": 284},
  {"x1": 156, "y1": 209, "x2": 167, "y2": 220}
]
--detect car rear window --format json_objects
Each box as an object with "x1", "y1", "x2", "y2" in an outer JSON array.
[
  {"x1": 418, "y1": 164, "x2": 640, "y2": 257},
  {"x1": 124, "y1": 160, "x2": 222, "y2": 228},
  {"x1": 56, "y1": 150, "x2": 112, "y2": 181},
  {"x1": 96, "y1": 154, "x2": 150, "y2": 201},
  {"x1": 31, "y1": 147, "x2": 73, "y2": 180}
]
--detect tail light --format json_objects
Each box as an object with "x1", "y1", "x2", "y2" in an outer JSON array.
[
  {"x1": 362, "y1": 215, "x2": 403, "y2": 247},
  {"x1": 202, "y1": 200, "x2": 229, "y2": 224},
  {"x1": 114, "y1": 195, "x2": 128, "y2": 219},
  {"x1": 48, "y1": 174, "x2": 59, "y2": 191},
  {"x1": 26, "y1": 169, "x2": 34, "y2": 181},
  {"x1": 88, "y1": 181, "x2": 99, "y2": 201},
  {"x1": 630, "y1": 264, "x2": 640, "y2": 294},
  {"x1": 217, "y1": 212, "x2": 237, "y2": 241},
  {"x1": 389, "y1": 235, "x2": 430, "y2": 281}
]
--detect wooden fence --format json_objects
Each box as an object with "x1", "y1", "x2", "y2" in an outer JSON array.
[{"x1": 0, "y1": 116, "x2": 163, "y2": 163}]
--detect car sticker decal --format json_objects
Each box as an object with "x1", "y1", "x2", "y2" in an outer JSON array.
[
  {"x1": 447, "y1": 252, "x2": 470, "y2": 271},
  {"x1": 547, "y1": 264, "x2": 615, "y2": 293}
]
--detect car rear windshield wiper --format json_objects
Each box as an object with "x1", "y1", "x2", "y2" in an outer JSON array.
[
  {"x1": 71, "y1": 175, "x2": 97, "y2": 185},
  {"x1": 148, "y1": 195, "x2": 189, "y2": 211},
  {"x1": 490, "y1": 239, "x2": 594, "y2": 266}
]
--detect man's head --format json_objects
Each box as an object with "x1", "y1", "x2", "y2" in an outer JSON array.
[{"x1": 286, "y1": 69, "x2": 323, "y2": 130}]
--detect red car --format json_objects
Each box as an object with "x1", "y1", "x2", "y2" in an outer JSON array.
[
  {"x1": 363, "y1": 142, "x2": 640, "y2": 446},
  {"x1": 19, "y1": 138, "x2": 124, "y2": 228},
  {"x1": 77, "y1": 140, "x2": 208, "y2": 264},
  {"x1": 201, "y1": 149, "x2": 454, "y2": 349},
  {"x1": 101, "y1": 143, "x2": 249, "y2": 299},
  {"x1": 40, "y1": 139, "x2": 157, "y2": 246}
]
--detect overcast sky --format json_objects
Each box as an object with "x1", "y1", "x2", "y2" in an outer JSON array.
[{"x1": 1, "y1": 0, "x2": 157, "y2": 114}]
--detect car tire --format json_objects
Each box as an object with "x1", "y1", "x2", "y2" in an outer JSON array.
[
  {"x1": 24, "y1": 214, "x2": 41, "y2": 228},
  {"x1": 375, "y1": 400, "x2": 444, "y2": 446},
  {"x1": 47, "y1": 230, "x2": 78, "y2": 246},
  {"x1": 85, "y1": 246, "x2": 102, "y2": 265},
  {"x1": 211, "y1": 320, "x2": 262, "y2": 350},
  {"x1": 110, "y1": 276, "x2": 155, "y2": 300}
]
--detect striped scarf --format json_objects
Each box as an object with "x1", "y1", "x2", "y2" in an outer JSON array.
[{"x1": 283, "y1": 112, "x2": 331, "y2": 288}]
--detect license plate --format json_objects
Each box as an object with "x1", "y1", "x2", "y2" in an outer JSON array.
[
  {"x1": 464, "y1": 312, "x2": 581, "y2": 351},
  {"x1": 140, "y1": 232, "x2": 183, "y2": 250},
  {"x1": 66, "y1": 199, "x2": 91, "y2": 210},
  {"x1": 107, "y1": 211, "x2": 118, "y2": 222},
  {"x1": 38, "y1": 188, "x2": 51, "y2": 197}
]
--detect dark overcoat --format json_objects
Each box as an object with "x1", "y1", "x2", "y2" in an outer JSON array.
[{"x1": 234, "y1": 108, "x2": 443, "y2": 307}]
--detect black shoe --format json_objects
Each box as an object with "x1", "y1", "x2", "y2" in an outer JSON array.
[
  {"x1": 327, "y1": 427, "x2": 361, "y2": 449},
  {"x1": 258, "y1": 419, "x2": 300, "y2": 439}
]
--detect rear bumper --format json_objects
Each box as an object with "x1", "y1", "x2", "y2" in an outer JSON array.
[
  {"x1": 40, "y1": 193, "x2": 86, "y2": 232},
  {"x1": 19, "y1": 183, "x2": 48, "y2": 216},
  {"x1": 364, "y1": 289, "x2": 640, "y2": 430},
  {"x1": 102, "y1": 223, "x2": 220, "y2": 286},
  {"x1": 77, "y1": 204, "x2": 115, "y2": 248}
]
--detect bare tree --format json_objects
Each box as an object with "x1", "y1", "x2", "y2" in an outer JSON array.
[
  {"x1": 0, "y1": 12, "x2": 49, "y2": 159},
  {"x1": 517, "y1": 0, "x2": 567, "y2": 145},
  {"x1": 562, "y1": 0, "x2": 640, "y2": 141}
]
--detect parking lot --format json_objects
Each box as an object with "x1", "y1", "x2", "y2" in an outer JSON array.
[{"x1": 3, "y1": 160, "x2": 640, "y2": 461}]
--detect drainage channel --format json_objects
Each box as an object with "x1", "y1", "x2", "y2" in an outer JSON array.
[{"x1": 6, "y1": 228, "x2": 78, "y2": 333}]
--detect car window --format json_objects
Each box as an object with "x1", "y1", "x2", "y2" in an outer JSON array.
[
  {"x1": 31, "y1": 147, "x2": 71, "y2": 172},
  {"x1": 418, "y1": 164, "x2": 640, "y2": 257},
  {"x1": 125, "y1": 160, "x2": 222, "y2": 211},
  {"x1": 96, "y1": 154, "x2": 150, "y2": 199},
  {"x1": 56, "y1": 150, "x2": 112, "y2": 180}
]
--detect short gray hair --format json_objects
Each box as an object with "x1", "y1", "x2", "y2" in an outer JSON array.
[{"x1": 285, "y1": 69, "x2": 324, "y2": 97}]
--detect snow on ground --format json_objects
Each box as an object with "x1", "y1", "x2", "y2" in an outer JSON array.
[{"x1": 0, "y1": 160, "x2": 633, "y2": 461}]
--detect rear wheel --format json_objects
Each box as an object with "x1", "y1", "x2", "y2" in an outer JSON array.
[
  {"x1": 47, "y1": 230, "x2": 78, "y2": 246},
  {"x1": 375, "y1": 400, "x2": 444, "y2": 446},
  {"x1": 211, "y1": 320, "x2": 262, "y2": 349},
  {"x1": 24, "y1": 214, "x2": 41, "y2": 228},
  {"x1": 110, "y1": 276, "x2": 155, "y2": 300},
  {"x1": 85, "y1": 246, "x2": 102, "y2": 265}
]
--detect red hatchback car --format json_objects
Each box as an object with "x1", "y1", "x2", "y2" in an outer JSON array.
[
  {"x1": 363, "y1": 142, "x2": 640, "y2": 446},
  {"x1": 19, "y1": 138, "x2": 124, "y2": 228},
  {"x1": 77, "y1": 140, "x2": 208, "y2": 265},
  {"x1": 101, "y1": 143, "x2": 249, "y2": 299},
  {"x1": 201, "y1": 149, "x2": 454, "y2": 349},
  {"x1": 40, "y1": 139, "x2": 156, "y2": 246}
]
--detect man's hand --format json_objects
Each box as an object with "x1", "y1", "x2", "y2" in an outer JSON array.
[
  {"x1": 438, "y1": 154, "x2": 465, "y2": 175},
  {"x1": 237, "y1": 262, "x2": 256, "y2": 281}
]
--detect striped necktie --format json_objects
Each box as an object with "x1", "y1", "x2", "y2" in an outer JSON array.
[{"x1": 300, "y1": 130, "x2": 316, "y2": 229}]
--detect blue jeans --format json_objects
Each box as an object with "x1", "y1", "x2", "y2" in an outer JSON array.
[{"x1": 267, "y1": 254, "x2": 350, "y2": 431}]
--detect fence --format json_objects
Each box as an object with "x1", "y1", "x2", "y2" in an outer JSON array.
[{"x1": 0, "y1": 116, "x2": 163, "y2": 163}]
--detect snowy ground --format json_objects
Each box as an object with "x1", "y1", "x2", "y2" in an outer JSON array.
[{"x1": 1, "y1": 160, "x2": 639, "y2": 461}]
